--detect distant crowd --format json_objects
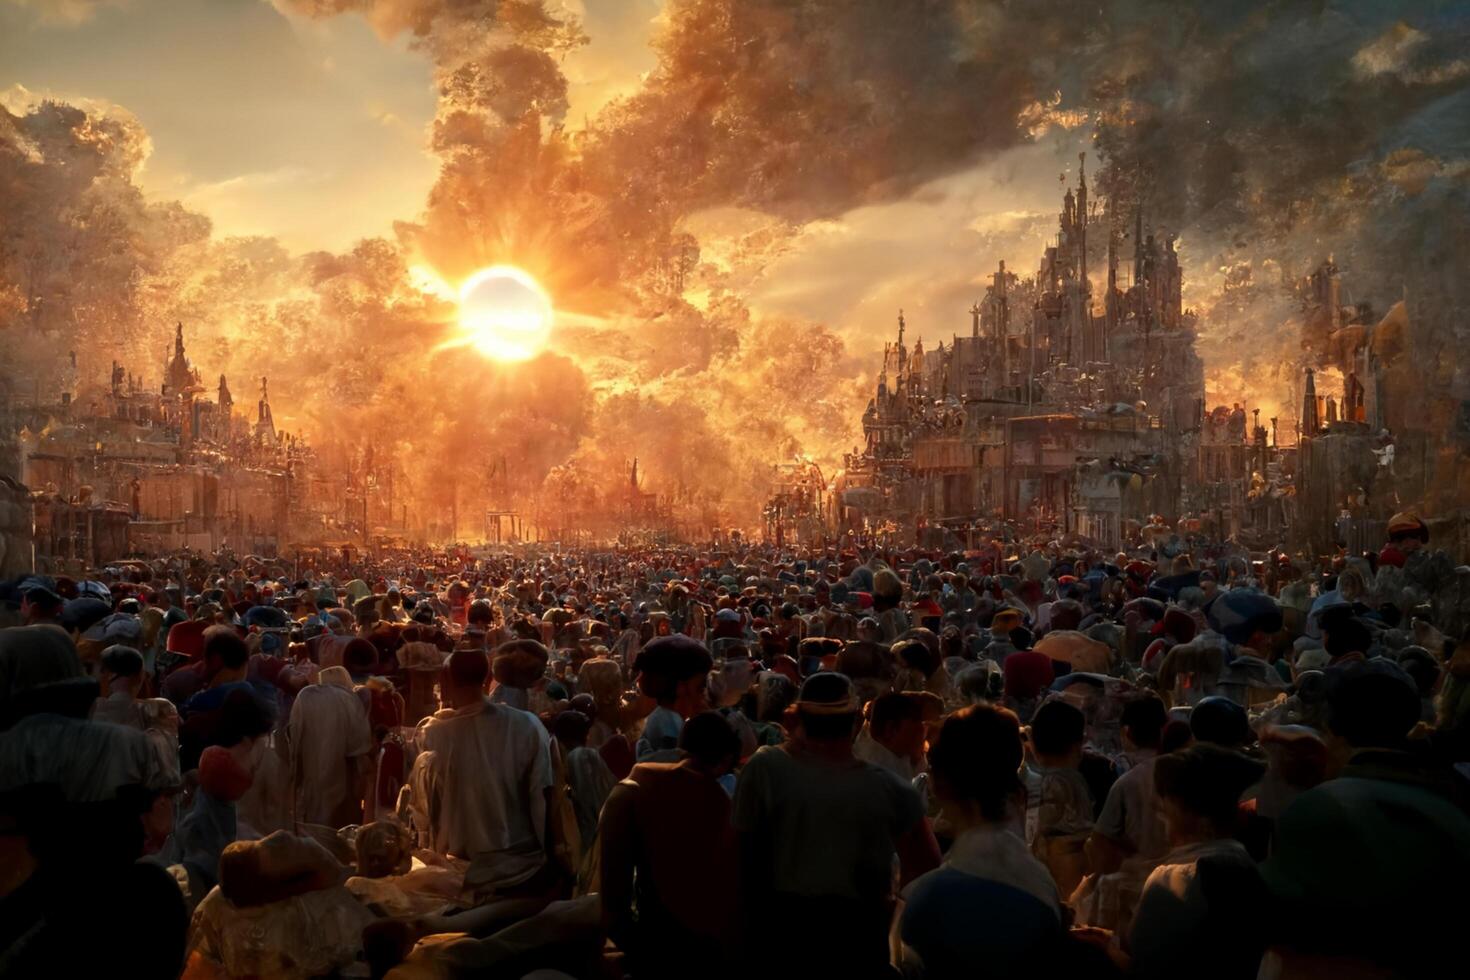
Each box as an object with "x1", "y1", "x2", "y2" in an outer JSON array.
[{"x1": 2, "y1": 510, "x2": 1468, "y2": 979}]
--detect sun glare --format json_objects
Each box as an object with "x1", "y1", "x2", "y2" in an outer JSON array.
[{"x1": 456, "y1": 265, "x2": 554, "y2": 362}]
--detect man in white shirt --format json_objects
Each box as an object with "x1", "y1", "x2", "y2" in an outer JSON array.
[
  {"x1": 288, "y1": 666, "x2": 373, "y2": 828},
  {"x1": 1089, "y1": 695, "x2": 1170, "y2": 872},
  {"x1": 411, "y1": 649, "x2": 555, "y2": 899}
]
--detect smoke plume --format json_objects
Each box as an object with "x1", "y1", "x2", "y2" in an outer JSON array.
[{"x1": 3, "y1": 1, "x2": 1467, "y2": 534}]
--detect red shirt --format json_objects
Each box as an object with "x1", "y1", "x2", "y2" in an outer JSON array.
[{"x1": 626, "y1": 762, "x2": 738, "y2": 941}]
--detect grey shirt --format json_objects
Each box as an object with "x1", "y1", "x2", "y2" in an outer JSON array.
[
  {"x1": 734, "y1": 744, "x2": 923, "y2": 900},
  {"x1": 1094, "y1": 752, "x2": 1168, "y2": 860}
]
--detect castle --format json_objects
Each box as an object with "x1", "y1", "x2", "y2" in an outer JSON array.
[{"x1": 0, "y1": 324, "x2": 314, "y2": 568}]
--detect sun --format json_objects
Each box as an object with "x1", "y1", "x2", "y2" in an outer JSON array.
[{"x1": 456, "y1": 265, "x2": 554, "y2": 362}]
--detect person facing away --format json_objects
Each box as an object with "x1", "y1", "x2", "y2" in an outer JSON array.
[
  {"x1": 90, "y1": 643, "x2": 181, "y2": 787},
  {"x1": 287, "y1": 665, "x2": 373, "y2": 829},
  {"x1": 632, "y1": 634, "x2": 712, "y2": 761},
  {"x1": 899, "y1": 704, "x2": 1069, "y2": 980},
  {"x1": 1124, "y1": 744, "x2": 1266, "y2": 980},
  {"x1": 1258, "y1": 660, "x2": 1470, "y2": 978},
  {"x1": 1088, "y1": 694, "x2": 1171, "y2": 873},
  {"x1": 1024, "y1": 698, "x2": 1095, "y2": 895},
  {"x1": 410, "y1": 648, "x2": 556, "y2": 899},
  {"x1": 552, "y1": 707, "x2": 615, "y2": 856},
  {"x1": 600, "y1": 711, "x2": 743, "y2": 980},
  {"x1": 732, "y1": 671, "x2": 935, "y2": 980}
]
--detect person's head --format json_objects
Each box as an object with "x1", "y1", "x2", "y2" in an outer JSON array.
[
  {"x1": 343, "y1": 638, "x2": 378, "y2": 679},
  {"x1": 794, "y1": 672, "x2": 860, "y2": 744},
  {"x1": 1120, "y1": 694, "x2": 1167, "y2": 752},
  {"x1": 443, "y1": 649, "x2": 490, "y2": 707},
  {"x1": 21, "y1": 586, "x2": 64, "y2": 625},
  {"x1": 1158, "y1": 607, "x2": 1197, "y2": 645},
  {"x1": 1189, "y1": 695, "x2": 1252, "y2": 749},
  {"x1": 466, "y1": 599, "x2": 494, "y2": 628},
  {"x1": 1008, "y1": 626, "x2": 1034, "y2": 652},
  {"x1": 99, "y1": 644, "x2": 145, "y2": 698},
  {"x1": 1336, "y1": 566, "x2": 1367, "y2": 603},
  {"x1": 1387, "y1": 512, "x2": 1429, "y2": 553},
  {"x1": 1395, "y1": 647, "x2": 1440, "y2": 699},
  {"x1": 1211, "y1": 591, "x2": 1284, "y2": 652},
  {"x1": 1326, "y1": 660, "x2": 1420, "y2": 763},
  {"x1": 990, "y1": 607, "x2": 1023, "y2": 638},
  {"x1": 355, "y1": 821, "x2": 413, "y2": 880},
  {"x1": 868, "y1": 692, "x2": 926, "y2": 758},
  {"x1": 633, "y1": 635, "x2": 712, "y2": 712},
  {"x1": 871, "y1": 568, "x2": 903, "y2": 611},
  {"x1": 201, "y1": 625, "x2": 248, "y2": 677},
  {"x1": 552, "y1": 707, "x2": 592, "y2": 750},
  {"x1": 353, "y1": 594, "x2": 380, "y2": 630},
  {"x1": 1319, "y1": 606, "x2": 1372, "y2": 663},
  {"x1": 891, "y1": 637, "x2": 939, "y2": 679},
  {"x1": 798, "y1": 636, "x2": 842, "y2": 676},
  {"x1": 1160, "y1": 717, "x2": 1194, "y2": 753},
  {"x1": 1049, "y1": 599, "x2": 1083, "y2": 632},
  {"x1": 678, "y1": 710, "x2": 741, "y2": 775},
  {"x1": 1029, "y1": 698, "x2": 1085, "y2": 767},
  {"x1": 216, "y1": 687, "x2": 275, "y2": 773},
  {"x1": 928, "y1": 703, "x2": 1024, "y2": 826},
  {"x1": 1153, "y1": 743, "x2": 1264, "y2": 844},
  {"x1": 1199, "y1": 571, "x2": 1219, "y2": 600}
]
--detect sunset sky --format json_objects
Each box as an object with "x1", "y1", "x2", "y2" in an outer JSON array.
[{"x1": 1, "y1": 0, "x2": 1082, "y2": 348}]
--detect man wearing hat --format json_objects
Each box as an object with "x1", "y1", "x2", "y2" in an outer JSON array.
[
  {"x1": 982, "y1": 607, "x2": 1025, "y2": 663},
  {"x1": 20, "y1": 585, "x2": 64, "y2": 628},
  {"x1": 732, "y1": 672, "x2": 935, "y2": 977},
  {"x1": 1378, "y1": 511, "x2": 1429, "y2": 569}
]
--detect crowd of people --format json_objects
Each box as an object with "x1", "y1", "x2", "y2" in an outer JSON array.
[{"x1": 2, "y1": 510, "x2": 1469, "y2": 979}]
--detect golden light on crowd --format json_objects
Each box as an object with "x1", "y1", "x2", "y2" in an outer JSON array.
[{"x1": 454, "y1": 265, "x2": 555, "y2": 362}]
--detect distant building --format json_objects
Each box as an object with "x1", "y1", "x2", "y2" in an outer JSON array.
[
  {"x1": 1, "y1": 324, "x2": 315, "y2": 566},
  {"x1": 822, "y1": 156, "x2": 1216, "y2": 550}
]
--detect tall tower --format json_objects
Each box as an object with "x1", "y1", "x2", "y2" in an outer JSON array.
[
  {"x1": 1076, "y1": 152, "x2": 1088, "y2": 287},
  {"x1": 896, "y1": 310, "x2": 907, "y2": 383},
  {"x1": 1302, "y1": 367, "x2": 1319, "y2": 437},
  {"x1": 255, "y1": 376, "x2": 277, "y2": 445}
]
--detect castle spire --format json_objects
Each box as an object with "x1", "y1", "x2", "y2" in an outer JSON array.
[
  {"x1": 1302, "y1": 367, "x2": 1320, "y2": 436},
  {"x1": 1077, "y1": 152, "x2": 1088, "y2": 287}
]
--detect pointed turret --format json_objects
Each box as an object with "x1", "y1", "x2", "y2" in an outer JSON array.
[
  {"x1": 1302, "y1": 367, "x2": 1319, "y2": 436},
  {"x1": 255, "y1": 375, "x2": 277, "y2": 444},
  {"x1": 1077, "y1": 152, "x2": 1088, "y2": 287}
]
